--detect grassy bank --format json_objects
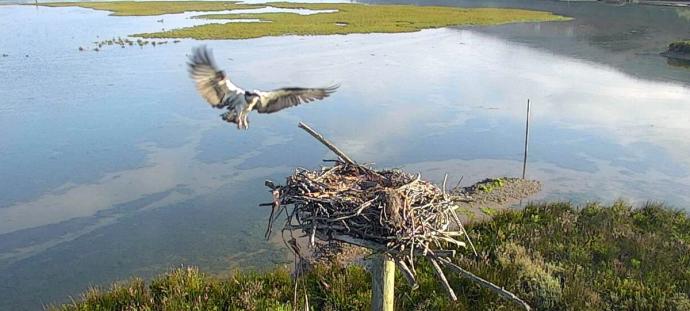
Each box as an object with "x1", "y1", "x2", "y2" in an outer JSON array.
[
  {"x1": 662, "y1": 40, "x2": 690, "y2": 61},
  {"x1": 41, "y1": 2, "x2": 569, "y2": 40},
  {"x1": 668, "y1": 40, "x2": 690, "y2": 54},
  {"x1": 53, "y1": 201, "x2": 690, "y2": 310}
]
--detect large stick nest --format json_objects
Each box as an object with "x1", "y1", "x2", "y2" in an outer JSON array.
[
  {"x1": 262, "y1": 123, "x2": 532, "y2": 309},
  {"x1": 265, "y1": 161, "x2": 472, "y2": 287}
]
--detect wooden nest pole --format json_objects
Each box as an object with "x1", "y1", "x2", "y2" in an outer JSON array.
[{"x1": 372, "y1": 254, "x2": 395, "y2": 311}]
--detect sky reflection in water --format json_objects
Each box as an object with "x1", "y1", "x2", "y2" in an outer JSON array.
[{"x1": 0, "y1": 2, "x2": 689, "y2": 309}]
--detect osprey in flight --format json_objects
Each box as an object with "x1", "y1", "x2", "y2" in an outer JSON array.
[{"x1": 188, "y1": 46, "x2": 338, "y2": 129}]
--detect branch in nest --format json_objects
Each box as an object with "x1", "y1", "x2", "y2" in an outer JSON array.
[
  {"x1": 298, "y1": 122, "x2": 355, "y2": 165},
  {"x1": 427, "y1": 255, "x2": 457, "y2": 301},
  {"x1": 395, "y1": 259, "x2": 418, "y2": 290},
  {"x1": 436, "y1": 257, "x2": 532, "y2": 311}
]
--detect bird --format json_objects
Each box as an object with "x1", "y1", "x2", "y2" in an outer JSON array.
[{"x1": 187, "y1": 45, "x2": 338, "y2": 129}]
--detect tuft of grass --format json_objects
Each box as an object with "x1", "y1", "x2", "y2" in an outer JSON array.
[
  {"x1": 480, "y1": 206, "x2": 499, "y2": 216},
  {"x1": 52, "y1": 201, "x2": 690, "y2": 310},
  {"x1": 41, "y1": 2, "x2": 570, "y2": 40}
]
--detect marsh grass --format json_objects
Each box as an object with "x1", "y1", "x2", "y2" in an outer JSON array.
[
  {"x1": 146, "y1": 3, "x2": 569, "y2": 40},
  {"x1": 41, "y1": 2, "x2": 569, "y2": 40},
  {"x1": 42, "y1": 1, "x2": 258, "y2": 16},
  {"x1": 53, "y1": 201, "x2": 690, "y2": 310}
]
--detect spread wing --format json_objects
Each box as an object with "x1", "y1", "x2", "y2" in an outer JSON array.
[
  {"x1": 255, "y1": 85, "x2": 339, "y2": 114},
  {"x1": 188, "y1": 46, "x2": 234, "y2": 108}
]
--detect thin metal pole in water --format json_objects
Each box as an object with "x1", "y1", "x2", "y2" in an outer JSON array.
[{"x1": 522, "y1": 99, "x2": 531, "y2": 179}]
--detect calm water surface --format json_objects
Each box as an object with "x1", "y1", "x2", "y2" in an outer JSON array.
[{"x1": 0, "y1": 1, "x2": 689, "y2": 308}]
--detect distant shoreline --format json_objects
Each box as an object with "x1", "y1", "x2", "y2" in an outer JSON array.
[
  {"x1": 39, "y1": 2, "x2": 571, "y2": 40},
  {"x1": 637, "y1": 0, "x2": 690, "y2": 7}
]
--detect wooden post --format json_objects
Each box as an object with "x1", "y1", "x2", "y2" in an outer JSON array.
[
  {"x1": 522, "y1": 99, "x2": 531, "y2": 180},
  {"x1": 371, "y1": 254, "x2": 395, "y2": 311}
]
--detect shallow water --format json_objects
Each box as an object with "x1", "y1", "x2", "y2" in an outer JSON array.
[{"x1": 0, "y1": 1, "x2": 689, "y2": 309}]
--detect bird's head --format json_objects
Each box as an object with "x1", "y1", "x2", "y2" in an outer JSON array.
[
  {"x1": 244, "y1": 91, "x2": 259, "y2": 102},
  {"x1": 216, "y1": 70, "x2": 226, "y2": 81}
]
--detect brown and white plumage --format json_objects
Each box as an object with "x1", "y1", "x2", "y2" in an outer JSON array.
[{"x1": 187, "y1": 45, "x2": 338, "y2": 129}]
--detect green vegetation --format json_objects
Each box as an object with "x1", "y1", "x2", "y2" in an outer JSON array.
[
  {"x1": 53, "y1": 201, "x2": 690, "y2": 310},
  {"x1": 145, "y1": 3, "x2": 569, "y2": 40},
  {"x1": 479, "y1": 206, "x2": 498, "y2": 216},
  {"x1": 668, "y1": 40, "x2": 690, "y2": 55},
  {"x1": 42, "y1": 1, "x2": 257, "y2": 16},
  {"x1": 42, "y1": 2, "x2": 569, "y2": 40},
  {"x1": 475, "y1": 178, "x2": 506, "y2": 193}
]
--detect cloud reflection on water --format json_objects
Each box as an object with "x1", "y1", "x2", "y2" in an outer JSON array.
[
  {"x1": 4, "y1": 28, "x2": 689, "y2": 238},
  {"x1": 0, "y1": 116, "x2": 287, "y2": 236},
  {"x1": 2, "y1": 3, "x2": 690, "y2": 308}
]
